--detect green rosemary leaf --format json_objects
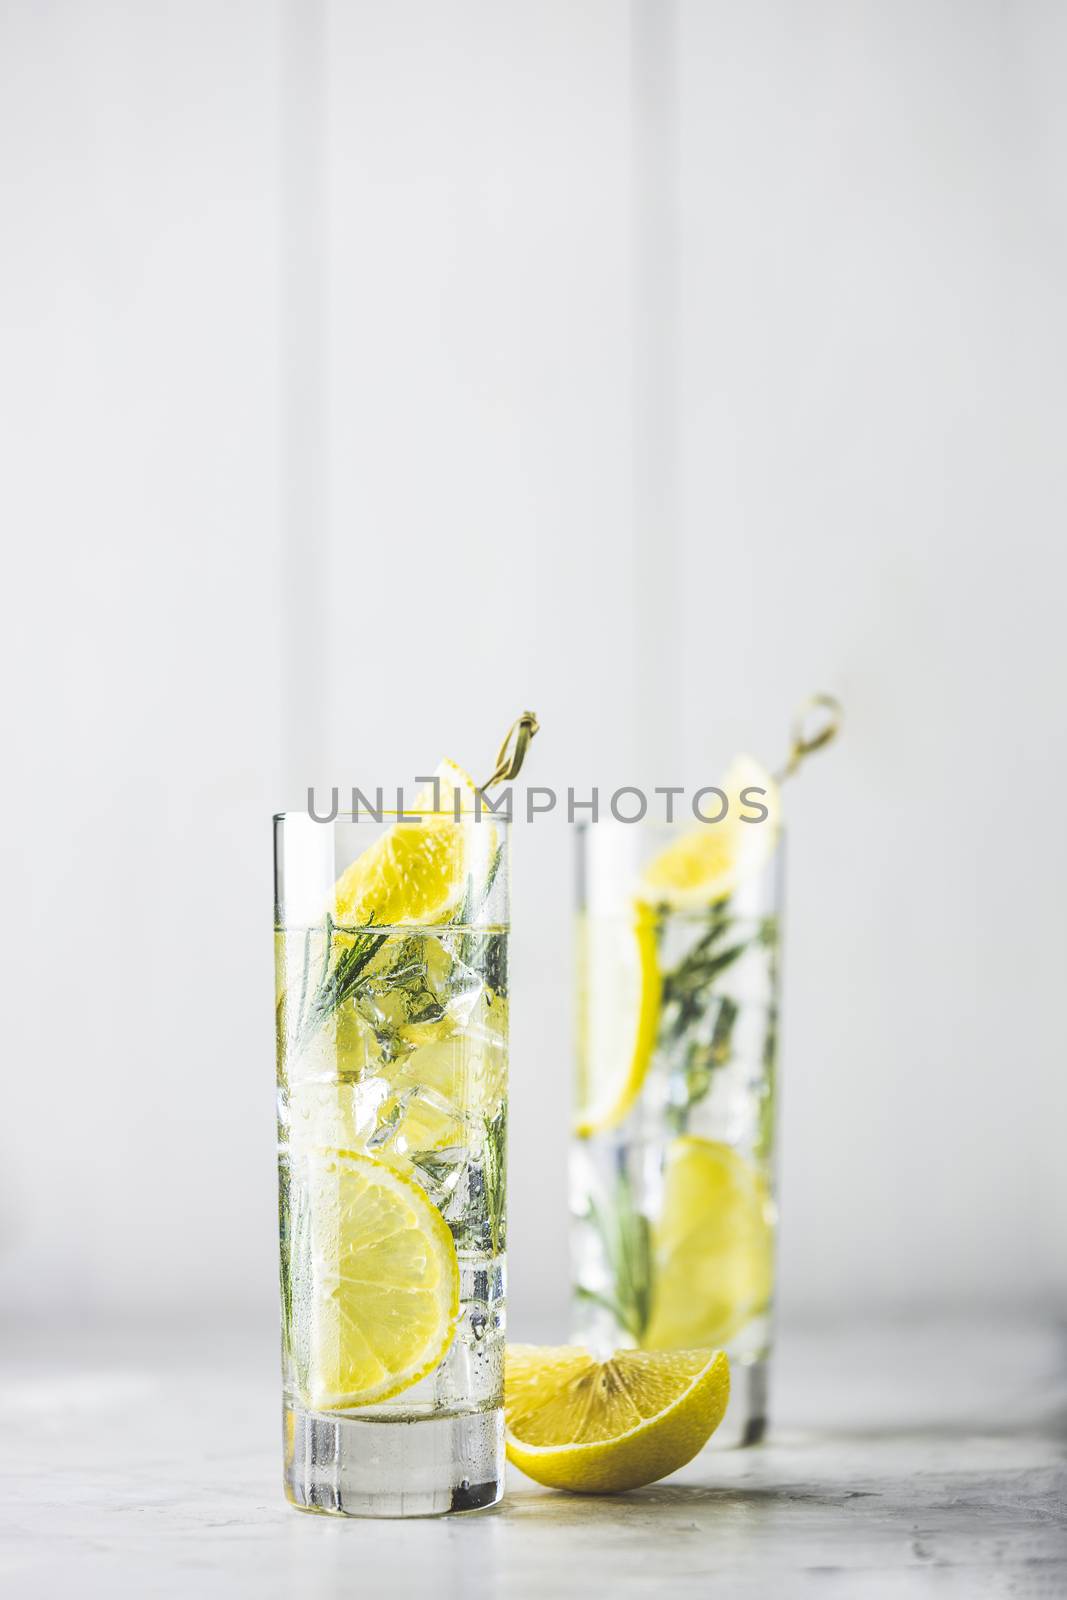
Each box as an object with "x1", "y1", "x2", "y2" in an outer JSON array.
[
  {"x1": 574, "y1": 1284, "x2": 632, "y2": 1329},
  {"x1": 658, "y1": 904, "x2": 781, "y2": 1127},
  {"x1": 660, "y1": 909, "x2": 730, "y2": 991},
  {"x1": 665, "y1": 994, "x2": 741, "y2": 1135},
  {"x1": 483, "y1": 935, "x2": 507, "y2": 1000},
  {"x1": 583, "y1": 1170, "x2": 652, "y2": 1343},
  {"x1": 408, "y1": 1148, "x2": 462, "y2": 1186},
  {"x1": 316, "y1": 913, "x2": 335, "y2": 990},
  {"x1": 483, "y1": 1103, "x2": 508, "y2": 1255},
  {"x1": 454, "y1": 843, "x2": 507, "y2": 996},
  {"x1": 277, "y1": 1153, "x2": 293, "y2": 1352},
  {"x1": 298, "y1": 923, "x2": 388, "y2": 1049},
  {"x1": 663, "y1": 940, "x2": 748, "y2": 1012},
  {"x1": 756, "y1": 1003, "x2": 779, "y2": 1161}
]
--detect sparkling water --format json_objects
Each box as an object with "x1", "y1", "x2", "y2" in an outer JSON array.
[
  {"x1": 571, "y1": 904, "x2": 779, "y2": 1443},
  {"x1": 276, "y1": 921, "x2": 507, "y2": 1511}
]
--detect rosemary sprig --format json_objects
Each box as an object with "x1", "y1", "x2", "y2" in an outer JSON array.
[
  {"x1": 295, "y1": 917, "x2": 388, "y2": 1053},
  {"x1": 454, "y1": 843, "x2": 507, "y2": 997},
  {"x1": 579, "y1": 1168, "x2": 652, "y2": 1342},
  {"x1": 482, "y1": 1103, "x2": 508, "y2": 1254},
  {"x1": 660, "y1": 924, "x2": 748, "y2": 1043},
  {"x1": 579, "y1": 909, "x2": 782, "y2": 1335},
  {"x1": 756, "y1": 1000, "x2": 779, "y2": 1160},
  {"x1": 665, "y1": 994, "x2": 740, "y2": 1134},
  {"x1": 454, "y1": 842, "x2": 504, "y2": 931},
  {"x1": 657, "y1": 907, "x2": 779, "y2": 1130}
]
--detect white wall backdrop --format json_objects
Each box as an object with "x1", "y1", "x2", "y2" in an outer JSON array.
[{"x1": 2, "y1": 0, "x2": 1064, "y2": 1338}]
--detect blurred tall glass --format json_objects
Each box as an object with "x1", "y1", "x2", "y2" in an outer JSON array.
[
  {"x1": 570, "y1": 816, "x2": 782, "y2": 1446},
  {"x1": 275, "y1": 809, "x2": 508, "y2": 1515}
]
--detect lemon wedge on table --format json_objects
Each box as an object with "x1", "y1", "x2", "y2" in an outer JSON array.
[
  {"x1": 300, "y1": 1149, "x2": 460, "y2": 1412},
  {"x1": 640, "y1": 755, "x2": 780, "y2": 910},
  {"x1": 332, "y1": 758, "x2": 480, "y2": 927},
  {"x1": 574, "y1": 905, "x2": 661, "y2": 1136},
  {"x1": 505, "y1": 1345, "x2": 729, "y2": 1493},
  {"x1": 643, "y1": 1136, "x2": 774, "y2": 1351}
]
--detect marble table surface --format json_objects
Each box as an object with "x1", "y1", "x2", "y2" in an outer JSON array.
[{"x1": 1, "y1": 1314, "x2": 1063, "y2": 1598}]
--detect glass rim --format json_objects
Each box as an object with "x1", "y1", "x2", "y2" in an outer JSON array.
[
  {"x1": 274, "y1": 810, "x2": 512, "y2": 826},
  {"x1": 572, "y1": 817, "x2": 784, "y2": 836}
]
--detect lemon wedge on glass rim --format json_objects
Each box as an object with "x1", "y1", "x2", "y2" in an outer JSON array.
[
  {"x1": 639, "y1": 755, "x2": 781, "y2": 909},
  {"x1": 505, "y1": 1345, "x2": 730, "y2": 1493},
  {"x1": 575, "y1": 757, "x2": 779, "y2": 1137},
  {"x1": 311, "y1": 757, "x2": 500, "y2": 1149},
  {"x1": 331, "y1": 758, "x2": 481, "y2": 927},
  {"x1": 326, "y1": 756, "x2": 503, "y2": 1142}
]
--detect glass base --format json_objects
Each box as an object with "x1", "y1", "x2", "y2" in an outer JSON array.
[
  {"x1": 283, "y1": 1404, "x2": 505, "y2": 1518},
  {"x1": 712, "y1": 1356, "x2": 769, "y2": 1449}
]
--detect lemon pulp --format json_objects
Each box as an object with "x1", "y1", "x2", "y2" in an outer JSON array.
[
  {"x1": 301, "y1": 1149, "x2": 460, "y2": 1412},
  {"x1": 505, "y1": 1345, "x2": 729, "y2": 1492},
  {"x1": 644, "y1": 1136, "x2": 774, "y2": 1350},
  {"x1": 640, "y1": 755, "x2": 780, "y2": 909},
  {"x1": 575, "y1": 905, "x2": 661, "y2": 1136},
  {"x1": 332, "y1": 759, "x2": 480, "y2": 928}
]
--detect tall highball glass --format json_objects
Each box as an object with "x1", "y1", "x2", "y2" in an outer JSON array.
[
  {"x1": 274, "y1": 808, "x2": 508, "y2": 1515},
  {"x1": 571, "y1": 815, "x2": 782, "y2": 1446}
]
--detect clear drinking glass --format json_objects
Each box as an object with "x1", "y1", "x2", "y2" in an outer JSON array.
[
  {"x1": 274, "y1": 809, "x2": 508, "y2": 1515},
  {"x1": 570, "y1": 819, "x2": 781, "y2": 1446}
]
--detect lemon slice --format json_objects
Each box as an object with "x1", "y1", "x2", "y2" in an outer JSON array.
[
  {"x1": 300, "y1": 1149, "x2": 460, "y2": 1410},
  {"x1": 332, "y1": 759, "x2": 479, "y2": 928},
  {"x1": 575, "y1": 905, "x2": 661, "y2": 1136},
  {"x1": 505, "y1": 1345, "x2": 729, "y2": 1492},
  {"x1": 640, "y1": 755, "x2": 780, "y2": 909},
  {"x1": 643, "y1": 1137, "x2": 774, "y2": 1350}
]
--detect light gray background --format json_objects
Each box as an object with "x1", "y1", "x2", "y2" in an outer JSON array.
[{"x1": 2, "y1": 0, "x2": 1064, "y2": 1345}]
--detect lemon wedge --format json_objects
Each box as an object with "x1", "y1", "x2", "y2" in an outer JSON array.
[
  {"x1": 332, "y1": 758, "x2": 479, "y2": 928},
  {"x1": 290, "y1": 759, "x2": 506, "y2": 1161},
  {"x1": 300, "y1": 1149, "x2": 460, "y2": 1411},
  {"x1": 643, "y1": 1137, "x2": 774, "y2": 1350},
  {"x1": 640, "y1": 755, "x2": 780, "y2": 909},
  {"x1": 574, "y1": 904, "x2": 661, "y2": 1136},
  {"x1": 505, "y1": 1345, "x2": 729, "y2": 1492}
]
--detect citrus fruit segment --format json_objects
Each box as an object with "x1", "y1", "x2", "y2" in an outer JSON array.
[
  {"x1": 575, "y1": 904, "x2": 661, "y2": 1136},
  {"x1": 301, "y1": 1149, "x2": 460, "y2": 1411},
  {"x1": 332, "y1": 759, "x2": 479, "y2": 928},
  {"x1": 643, "y1": 1136, "x2": 774, "y2": 1350},
  {"x1": 640, "y1": 755, "x2": 780, "y2": 909},
  {"x1": 505, "y1": 1345, "x2": 729, "y2": 1492}
]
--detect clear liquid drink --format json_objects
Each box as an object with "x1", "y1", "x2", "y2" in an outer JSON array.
[
  {"x1": 275, "y1": 800, "x2": 508, "y2": 1515},
  {"x1": 571, "y1": 795, "x2": 781, "y2": 1446}
]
